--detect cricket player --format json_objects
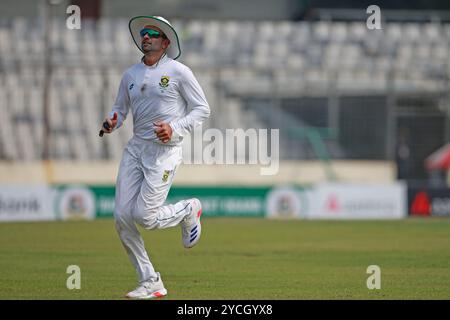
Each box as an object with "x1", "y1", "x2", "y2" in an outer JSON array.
[{"x1": 100, "y1": 16, "x2": 210, "y2": 299}]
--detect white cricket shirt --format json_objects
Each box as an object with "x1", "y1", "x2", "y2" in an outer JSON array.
[{"x1": 109, "y1": 54, "x2": 210, "y2": 145}]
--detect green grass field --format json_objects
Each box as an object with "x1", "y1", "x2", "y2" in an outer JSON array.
[{"x1": 0, "y1": 217, "x2": 449, "y2": 299}]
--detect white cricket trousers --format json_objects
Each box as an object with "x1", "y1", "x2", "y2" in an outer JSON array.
[{"x1": 114, "y1": 136, "x2": 190, "y2": 283}]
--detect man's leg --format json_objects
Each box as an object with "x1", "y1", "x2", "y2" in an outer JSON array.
[
  {"x1": 114, "y1": 146, "x2": 159, "y2": 284},
  {"x1": 131, "y1": 144, "x2": 203, "y2": 248},
  {"x1": 132, "y1": 144, "x2": 190, "y2": 229}
]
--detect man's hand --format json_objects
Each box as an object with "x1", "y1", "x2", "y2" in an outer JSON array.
[
  {"x1": 99, "y1": 112, "x2": 118, "y2": 136},
  {"x1": 154, "y1": 121, "x2": 173, "y2": 144}
]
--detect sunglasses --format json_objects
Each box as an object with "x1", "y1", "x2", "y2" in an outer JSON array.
[{"x1": 140, "y1": 28, "x2": 167, "y2": 39}]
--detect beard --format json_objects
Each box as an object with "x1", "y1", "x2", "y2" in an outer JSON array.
[{"x1": 141, "y1": 41, "x2": 161, "y2": 54}]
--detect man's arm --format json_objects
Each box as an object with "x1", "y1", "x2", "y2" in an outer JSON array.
[
  {"x1": 169, "y1": 67, "x2": 211, "y2": 140},
  {"x1": 100, "y1": 73, "x2": 131, "y2": 134}
]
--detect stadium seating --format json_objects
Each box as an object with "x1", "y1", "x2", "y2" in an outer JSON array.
[{"x1": 0, "y1": 18, "x2": 448, "y2": 160}]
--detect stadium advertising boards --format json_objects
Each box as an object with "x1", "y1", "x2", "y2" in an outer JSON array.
[
  {"x1": 167, "y1": 186, "x2": 268, "y2": 217},
  {"x1": 306, "y1": 183, "x2": 407, "y2": 219},
  {"x1": 265, "y1": 186, "x2": 312, "y2": 219},
  {"x1": 0, "y1": 184, "x2": 408, "y2": 221},
  {"x1": 68, "y1": 185, "x2": 311, "y2": 219},
  {"x1": 0, "y1": 185, "x2": 56, "y2": 221},
  {"x1": 59, "y1": 185, "x2": 272, "y2": 219},
  {"x1": 54, "y1": 185, "x2": 97, "y2": 220},
  {"x1": 408, "y1": 187, "x2": 450, "y2": 217}
]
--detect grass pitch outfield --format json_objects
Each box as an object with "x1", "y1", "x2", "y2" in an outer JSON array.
[{"x1": 0, "y1": 217, "x2": 449, "y2": 300}]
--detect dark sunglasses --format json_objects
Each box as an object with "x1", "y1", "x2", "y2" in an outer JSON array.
[{"x1": 140, "y1": 28, "x2": 167, "y2": 39}]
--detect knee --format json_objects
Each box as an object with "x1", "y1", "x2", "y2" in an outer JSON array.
[
  {"x1": 132, "y1": 205, "x2": 158, "y2": 230},
  {"x1": 114, "y1": 205, "x2": 134, "y2": 232},
  {"x1": 114, "y1": 212, "x2": 126, "y2": 229},
  {"x1": 114, "y1": 213, "x2": 129, "y2": 236}
]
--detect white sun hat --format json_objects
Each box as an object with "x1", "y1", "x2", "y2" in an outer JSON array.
[{"x1": 128, "y1": 15, "x2": 181, "y2": 60}]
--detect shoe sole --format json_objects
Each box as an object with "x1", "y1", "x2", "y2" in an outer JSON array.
[{"x1": 126, "y1": 288, "x2": 168, "y2": 299}]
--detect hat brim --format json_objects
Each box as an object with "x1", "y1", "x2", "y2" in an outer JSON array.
[{"x1": 129, "y1": 16, "x2": 181, "y2": 60}]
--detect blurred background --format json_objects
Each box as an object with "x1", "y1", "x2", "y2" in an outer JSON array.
[{"x1": 1, "y1": 0, "x2": 450, "y2": 220}]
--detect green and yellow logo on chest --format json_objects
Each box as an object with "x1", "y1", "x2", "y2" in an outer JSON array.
[
  {"x1": 162, "y1": 170, "x2": 171, "y2": 182},
  {"x1": 159, "y1": 76, "x2": 170, "y2": 88}
]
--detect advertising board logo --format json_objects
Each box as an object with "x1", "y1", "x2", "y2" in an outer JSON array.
[
  {"x1": 0, "y1": 196, "x2": 41, "y2": 215},
  {"x1": 410, "y1": 191, "x2": 431, "y2": 216},
  {"x1": 410, "y1": 189, "x2": 450, "y2": 217},
  {"x1": 432, "y1": 197, "x2": 450, "y2": 216},
  {"x1": 59, "y1": 187, "x2": 95, "y2": 220},
  {"x1": 0, "y1": 186, "x2": 56, "y2": 222},
  {"x1": 266, "y1": 187, "x2": 305, "y2": 218},
  {"x1": 325, "y1": 194, "x2": 341, "y2": 213},
  {"x1": 323, "y1": 195, "x2": 395, "y2": 216}
]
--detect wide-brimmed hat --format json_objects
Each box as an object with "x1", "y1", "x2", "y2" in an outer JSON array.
[{"x1": 129, "y1": 16, "x2": 181, "y2": 60}]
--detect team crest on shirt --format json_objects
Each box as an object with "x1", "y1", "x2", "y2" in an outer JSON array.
[
  {"x1": 162, "y1": 170, "x2": 172, "y2": 182},
  {"x1": 159, "y1": 76, "x2": 170, "y2": 88}
]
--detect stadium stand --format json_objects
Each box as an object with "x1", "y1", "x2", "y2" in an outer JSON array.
[{"x1": 0, "y1": 18, "x2": 449, "y2": 162}]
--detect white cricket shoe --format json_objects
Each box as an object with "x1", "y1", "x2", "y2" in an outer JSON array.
[
  {"x1": 181, "y1": 198, "x2": 202, "y2": 248},
  {"x1": 125, "y1": 273, "x2": 167, "y2": 299}
]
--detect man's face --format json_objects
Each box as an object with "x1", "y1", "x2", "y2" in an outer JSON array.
[{"x1": 140, "y1": 25, "x2": 170, "y2": 54}]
